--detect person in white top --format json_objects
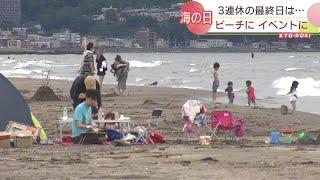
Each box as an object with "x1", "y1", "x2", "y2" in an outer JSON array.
[{"x1": 287, "y1": 81, "x2": 299, "y2": 112}]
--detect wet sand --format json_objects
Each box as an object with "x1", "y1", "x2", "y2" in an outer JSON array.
[{"x1": 1, "y1": 77, "x2": 320, "y2": 179}]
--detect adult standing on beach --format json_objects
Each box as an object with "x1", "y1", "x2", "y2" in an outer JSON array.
[
  {"x1": 96, "y1": 47, "x2": 107, "y2": 89},
  {"x1": 111, "y1": 55, "x2": 129, "y2": 96},
  {"x1": 212, "y1": 62, "x2": 220, "y2": 105},
  {"x1": 79, "y1": 42, "x2": 95, "y2": 76}
]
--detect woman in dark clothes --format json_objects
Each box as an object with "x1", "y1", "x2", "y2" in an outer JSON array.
[{"x1": 96, "y1": 47, "x2": 107, "y2": 89}]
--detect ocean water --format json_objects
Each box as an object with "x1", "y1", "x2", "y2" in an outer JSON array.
[{"x1": 1, "y1": 52, "x2": 320, "y2": 114}]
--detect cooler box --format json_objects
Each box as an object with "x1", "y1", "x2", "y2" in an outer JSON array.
[
  {"x1": 14, "y1": 136, "x2": 33, "y2": 148},
  {"x1": 0, "y1": 132, "x2": 10, "y2": 148}
]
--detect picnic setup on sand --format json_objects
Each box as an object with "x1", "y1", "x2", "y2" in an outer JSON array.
[
  {"x1": 0, "y1": 46, "x2": 319, "y2": 149},
  {"x1": 1, "y1": 69, "x2": 319, "y2": 148}
]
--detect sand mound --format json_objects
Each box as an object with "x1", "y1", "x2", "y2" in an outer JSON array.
[{"x1": 31, "y1": 86, "x2": 60, "y2": 101}]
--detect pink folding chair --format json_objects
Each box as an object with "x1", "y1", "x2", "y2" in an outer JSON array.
[{"x1": 211, "y1": 110, "x2": 244, "y2": 141}]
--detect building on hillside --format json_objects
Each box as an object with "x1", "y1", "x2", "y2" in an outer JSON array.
[
  {"x1": 270, "y1": 41, "x2": 288, "y2": 49},
  {"x1": 27, "y1": 34, "x2": 42, "y2": 42},
  {"x1": 30, "y1": 41, "x2": 51, "y2": 49},
  {"x1": 96, "y1": 38, "x2": 107, "y2": 47},
  {"x1": 156, "y1": 38, "x2": 166, "y2": 48},
  {"x1": 136, "y1": 8, "x2": 179, "y2": 22},
  {"x1": 190, "y1": 39, "x2": 233, "y2": 48},
  {"x1": 82, "y1": 36, "x2": 97, "y2": 48},
  {"x1": 105, "y1": 38, "x2": 133, "y2": 48},
  {"x1": 12, "y1": 27, "x2": 27, "y2": 38},
  {"x1": 0, "y1": 30, "x2": 12, "y2": 36},
  {"x1": 189, "y1": 40, "x2": 210, "y2": 48},
  {"x1": 0, "y1": 0, "x2": 21, "y2": 24},
  {"x1": 134, "y1": 28, "x2": 157, "y2": 49},
  {"x1": 252, "y1": 43, "x2": 260, "y2": 49},
  {"x1": 9, "y1": 39, "x2": 21, "y2": 48},
  {"x1": 0, "y1": 37, "x2": 10, "y2": 48},
  {"x1": 52, "y1": 31, "x2": 81, "y2": 48}
]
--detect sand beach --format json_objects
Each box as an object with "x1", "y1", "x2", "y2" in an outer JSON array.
[{"x1": 0, "y1": 77, "x2": 320, "y2": 179}]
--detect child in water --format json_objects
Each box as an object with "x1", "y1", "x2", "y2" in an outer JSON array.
[
  {"x1": 212, "y1": 62, "x2": 220, "y2": 105},
  {"x1": 225, "y1": 81, "x2": 235, "y2": 104},
  {"x1": 246, "y1": 80, "x2": 256, "y2": 107},
  {"x1": 287, "y1": 81, "x2": 299, "y2": 111}
]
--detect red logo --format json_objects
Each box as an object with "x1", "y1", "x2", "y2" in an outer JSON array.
[{"x1": 180, "y1": 1, "x2": 213, "y2": 35}]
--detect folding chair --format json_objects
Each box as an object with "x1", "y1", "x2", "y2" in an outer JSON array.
[
  {"x1": 139, "y1": 109, "x2": 162, "y2": 145},
  {"x1": 133, "y1": 126, "x2": 151, "y2": 144},
  {"x1": 210, "y1": 110, "x2": 244, "y2": 141},
  {"x1": 181, "y1": 100, "x2": 212, "y2": 141},
  {"x1": 148, "y1": 108, "x2": 162, "y2": 129}
]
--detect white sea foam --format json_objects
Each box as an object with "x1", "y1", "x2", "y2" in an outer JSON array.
[
  {"x1": 170, "y1": 85, "x2": 203, "y2": 90},
  {"x1": 129, "y1": 60, "x2": 162, "y2": 68},
  {"x1": 188, "y1": 68, "x2": 199, "y2": 73},
  {"x1": 13, "y1": 60, "x2": 51, "y2": 69},
  {"x1": 189, "y1": 64, "x2": 196, "y2": 66},
  {"x1": 43, "y1": 60, "x2": 56, "y2": 64},
  {"x1": 135, "y1": 78, "x2": 144, "y2": 82},
  {"x1": 3, "y1": 60, "x2": 16, "y2": 64},
  {"x1": 1, "y1": 69, "x2": 33, "y2": 76},
  {"x1": 288, "y1": 56, "x2": 295, "y2": 59},
  {"x1": 272, "y1": 76, "x2": 320, "y2": 97},
  {"x1": 284, "y1": 67, "x2": 303, "y2": 72}
]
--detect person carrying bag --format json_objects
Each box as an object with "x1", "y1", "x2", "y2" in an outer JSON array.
[{"x1": 78, "y1": 42, "x2": 95, "y2": 76}]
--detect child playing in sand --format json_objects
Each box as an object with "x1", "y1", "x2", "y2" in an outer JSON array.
[
  {"x1": 212, "y1": 62, "x2": 220, "y2": 105},
  {"x1": 287, "y1": 81, "x2": 299, "y2": 111},
  {"x1": 225, "y1": 81, "x2": 235, "y2": 104},
  {"x1": 246, "y1": 80, "x2": 256, "y2": 107}
]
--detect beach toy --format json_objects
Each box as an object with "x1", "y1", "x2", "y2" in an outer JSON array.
[
  {"x1": 270, "y1": 131, "x2": 280, "y2": 144},
  {"x1": 298, "y1": 132, "x2": 315, "y2": 144},
  {"x1": 282, "y1": 128, "x2": 293, "y2": 135},
  {"x1": 264, "y1": 137, "x2": 270, "y2": 144},
  {"x1": 282, "y1": 136, "x2": 294, "y2": 144},
  {"x1": 281, "y1": 128, "x2": 294, "y2": 144},
  {"x1": 200, "y1": 136, "x2": 212, "y2": 146}
]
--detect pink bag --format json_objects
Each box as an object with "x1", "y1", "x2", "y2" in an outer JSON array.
[{"x1": 235, "y1": 120, "x2": 244, "y2": 137}]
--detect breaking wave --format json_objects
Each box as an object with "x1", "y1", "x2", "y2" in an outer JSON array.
[
  {"x1": 129, "y1": 60, "x2": 163, "y2": 68},
  {"x1": 272, "y1": 76, "x2": 320, "y2": 97}
]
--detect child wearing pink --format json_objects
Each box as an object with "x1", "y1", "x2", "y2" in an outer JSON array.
[{"x1": 246, "y1": 80, "x2": 256, "y2": 107}]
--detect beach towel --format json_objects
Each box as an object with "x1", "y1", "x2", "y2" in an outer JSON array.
[{"x1": 181, "y1": 100, "x2": 202, "y2": 123}]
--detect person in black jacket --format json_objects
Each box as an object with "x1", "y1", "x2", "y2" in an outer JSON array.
[
  {"x1": 96, "y1": 47, "x2": 107, "y2": 89},
  {"x1": 70, "y1": 75, "x2": 101, "y2": 110}
]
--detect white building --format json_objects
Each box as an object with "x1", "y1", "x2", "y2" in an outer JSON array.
[
  {"x1": 12, "y1": 27, "x2": 27, "y2": 37},
  {"x1": 190, "y1": 39, "x2": 233, "y2": 48},
  {"x1": 106, "y1": 38, "x2": 133, "y2": 48}
]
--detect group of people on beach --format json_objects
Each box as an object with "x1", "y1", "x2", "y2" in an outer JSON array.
[
  {"x1": 69, "y1": 42, "x2": 131, "y2": 144},
  {"x1": 211, "y1": 62, "x2": 299, "y2": 112},
  {"x1": 77, "y1": 42, "x2": 130, "y2": 96}
]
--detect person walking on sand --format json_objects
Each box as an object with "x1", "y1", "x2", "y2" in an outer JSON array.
[
  {"x1": 79, "y1": 42, "x2": 95, "y2": 76},
  {"x1": 288, "y1": 81, "x2": 299, "y2": 112},
  {"x1": 246, "y1": 80, "x2": 256, "y2": 107},
  {"x1": 111, "y1": 55, "x2": 129, "y2": 96},
  {"x1": 96, "y1": 47, "x2": 107, "y2": 89},
  {"x1": 212, "y1": 62, "x2": 220, "y2": 105}
]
